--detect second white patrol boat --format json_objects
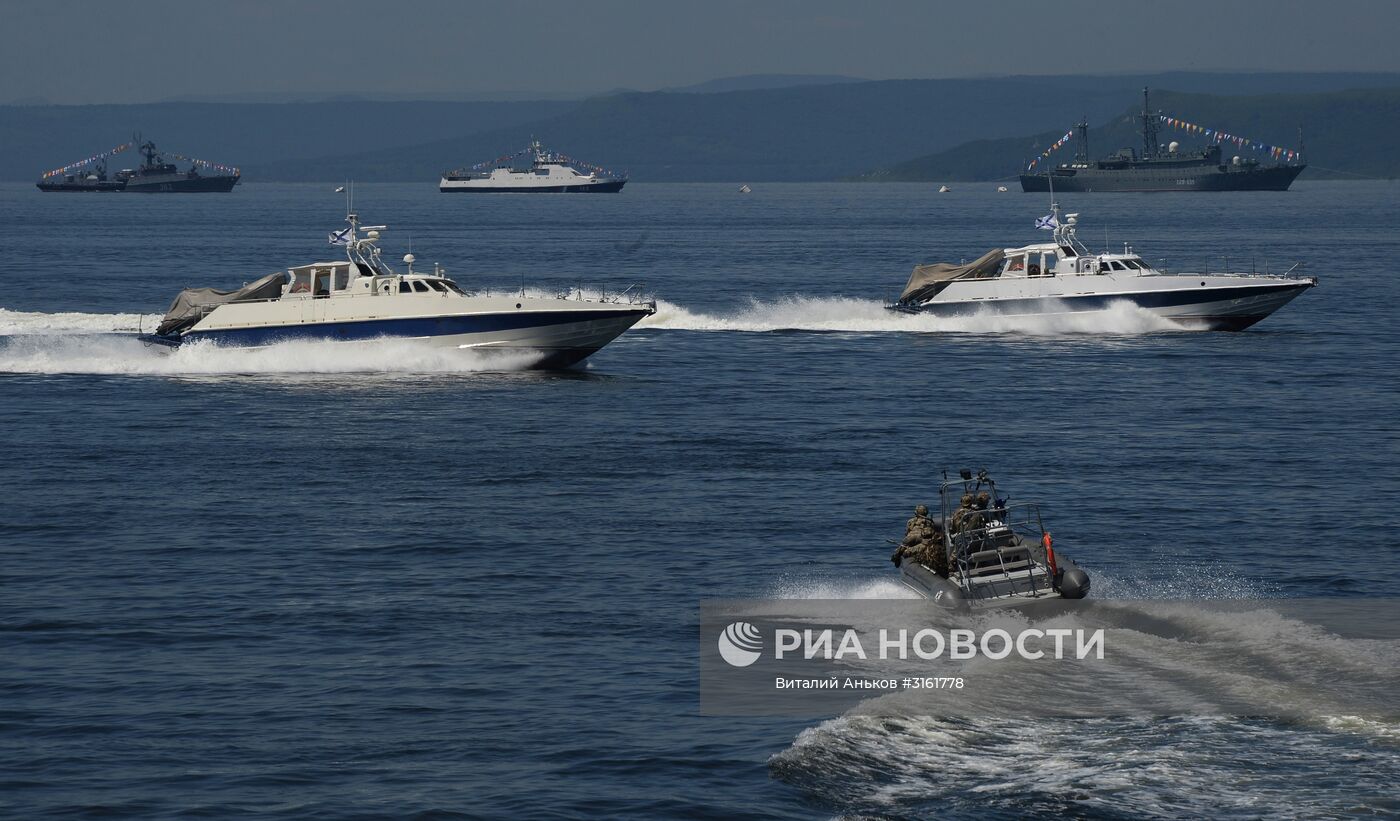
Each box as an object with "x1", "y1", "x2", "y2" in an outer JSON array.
[
  {"x1": 140, "y1": 213, "x2": 654, "y2": 368},
  {"x1": 889, "y1": 206, "x2": 1314, "y2": 330}
]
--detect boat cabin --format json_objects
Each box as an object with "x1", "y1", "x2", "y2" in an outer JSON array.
[
  {"x1": 995, "y1": 211, "x2": 1161, "y2": 279},
  {"x1": 997, "y1": 244, "x2": 1159, "y2": 279},
  {"x1": 279, "y1": 262, "x2": 466, "y2": 300}
]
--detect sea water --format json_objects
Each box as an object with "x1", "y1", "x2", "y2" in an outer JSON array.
[{"x1": 2, "y1": 181, "x2": 1397, "y2": 818}]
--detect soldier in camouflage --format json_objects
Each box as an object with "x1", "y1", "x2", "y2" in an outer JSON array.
[
  {"x1": 950, "y1": 493, "x2": 976, "y2": 532},
  {"x1": 891, "y1": 504, "x2": 949, "y2": 577}
]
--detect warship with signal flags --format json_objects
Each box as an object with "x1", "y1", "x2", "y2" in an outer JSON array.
[
  {"x1": 37, "y1": 138, "x2": 240, "y2": 193},
  {"x1": 1020, "y1": 88, "x2": 1305, "y2": 193}
]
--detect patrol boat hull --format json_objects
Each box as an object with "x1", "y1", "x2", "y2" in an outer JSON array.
[
  {"x1": 141, "y1": 303, "x2": 653, "y2": 369},
  {"x1": 894, "y1": 278, "x2": 1314, "y2": 331}
]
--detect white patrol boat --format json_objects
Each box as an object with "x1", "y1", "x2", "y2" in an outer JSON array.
[
  {"x1": 139, "y1": 213, "x2": 655, "y2": 368},
  {"x1": 440, "y1": 140, "x2": 626, "y2": 193},
  {"x1": 896, "y1": 469, "x2": 1091, "y2": 611},
  {"x1": 889, "y1": 206, "x2": 1315, "y2": 330}
]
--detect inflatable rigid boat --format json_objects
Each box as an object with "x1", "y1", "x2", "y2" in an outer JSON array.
[{"x1": 896, "y1": 469, "x2": 1091, "y2": 610}]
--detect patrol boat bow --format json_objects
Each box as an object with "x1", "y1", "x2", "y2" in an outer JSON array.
[
  {"x1": 896, "y1": 469, "x2": 1091, "y2": 610},
  {"x1": 139, "y1": 214, "x2": 655, "y2": 368},
  {"x1": 889, "y1": 206, "x2": 1315, "y2": 330}
]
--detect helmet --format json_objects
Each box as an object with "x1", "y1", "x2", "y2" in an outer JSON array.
[
  {"x1": 915, "y1": 504, "x2": 928, "y2": 516},
  {"x1": 976, "y1": 492, "x2": 991, "y2": 507}
]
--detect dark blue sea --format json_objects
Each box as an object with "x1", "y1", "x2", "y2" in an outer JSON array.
[{"x1": 3, "y1": 181, "x2": 1398, "y2": 819}]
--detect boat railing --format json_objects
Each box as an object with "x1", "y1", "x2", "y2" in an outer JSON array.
[
  {"x1": 945, "y1": 508, "x2": 1053, "y2": 598},
  {"x1": 438, "y1": 280, "x2": 656, "y2": 307},
  {"x1": 1144, "y1": 258, "x2": 1310, "y2": 280},
  {"x1": 945, "y1": 505, "x2": 1043, "y2": 547}
]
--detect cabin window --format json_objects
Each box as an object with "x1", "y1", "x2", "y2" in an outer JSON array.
[
  {"x1": 313, "y1": 270, "x2": 331, "y2": 297},
  {"x1": 1041, "y1": 253, "x2": 1058, "y2": 275},
  {"x1": 1122, "y1": 259, "x2": 1142, "y2": 270},
  {"x1": 444, "y1": 282, "x2": 465, "y2": 295},
  {"x1": 1110, "y1": 261, "x2": 1129, "y2": 271},
  {"x1": 412, "y1": 281, "x2": 431, "y2": 293},
  {"x1": 332, "y1": 267, "x2": 349, "y2": 291},
  {"x1": 1006, "y1": 255, "x2": 1027, "y2": 274},
  {"x1": 398, "y1": 281, "x2": 412, "y2": 293},
  {"x1": 289, "y1": 270, "x2": 312, "y2": 294},
  {"x1": 427, "y1": 280, "x2": 448, "y2": 292}
]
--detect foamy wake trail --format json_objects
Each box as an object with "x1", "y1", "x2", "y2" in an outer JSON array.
[
  {"x1": 0, "y1": 334, "x2": 543, "y2": 376},
  {"x1": 639, "y1": 295, "x2": 1183, "y2": 335},
  {"x1": 770, "y1": 574, "x2": 922, "y2": 600},
  {"x1": 0, "y1": 307, "x2": 161, "y2": 336}
]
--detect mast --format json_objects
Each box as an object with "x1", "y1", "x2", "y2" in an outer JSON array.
[
  {"x1": 1140, "y1": 87, "x2": 1160, "y2": 160},
  {"x1": 1074, "y1": 116, "x2": 1089, "y2": 164},
  {"x1": 140, "y1": 139, "x2": 160, "y2": 169}
]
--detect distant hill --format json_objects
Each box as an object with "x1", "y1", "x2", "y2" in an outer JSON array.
[
  {"x1": 859, "y1": 87, "x2": 1400, "y2": 181},
  {"x1": 250, "y1": 77, "x2": 1146, "y2": 182},
  {"x1": 6, "y1": 72, "x2": 1400, "y2": 182},
  {"x1": 662, "y1": 73, "x2": 867, "y2": 93}
]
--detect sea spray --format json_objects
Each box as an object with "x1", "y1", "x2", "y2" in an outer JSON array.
[
  {"x1": 0, "y1": 307, "x2": 161, "y2": 336},
  {"x1": 0, "y1": 334, "x2": 544, "y2": 376}
]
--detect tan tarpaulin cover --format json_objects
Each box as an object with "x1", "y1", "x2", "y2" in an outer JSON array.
[
  {"x1": 155, "y1": 272, "x2": 287, "y2": 336},
  {"x1": 898, "y1": 248, "x2": 1004, "y2": 304}
]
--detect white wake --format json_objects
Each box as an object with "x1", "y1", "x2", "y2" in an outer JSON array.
[
  {"x1": 639, "y1": 295, "x2": 1183, "y2": 335},
  {"x1": 0, "y1": 334, "x2": 544, "y2": 376},
  {"x1": 0, "y1": 307, "x2": 160, "y2": 336}
]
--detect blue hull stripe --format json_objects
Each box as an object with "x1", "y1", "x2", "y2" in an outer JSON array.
[
  {"x1": 179, "y1": 309, "x2": 646, "y2": 347},
  {"x1": 910, "y1": 283, "x2": 1310, "y2": 318}
]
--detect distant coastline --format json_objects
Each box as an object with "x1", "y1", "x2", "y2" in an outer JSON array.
[{"x1": 4, "y1": 73, "x2": 1398, "y2": 184}]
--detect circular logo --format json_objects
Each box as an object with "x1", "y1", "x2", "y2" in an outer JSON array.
[{"x1": 718, "y1": 621, "x2": 763, "y2": 667}]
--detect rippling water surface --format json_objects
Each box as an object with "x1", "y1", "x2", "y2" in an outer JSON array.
[{"x1": 3, "y1": 181, "x2": 1397, "y2": 819}]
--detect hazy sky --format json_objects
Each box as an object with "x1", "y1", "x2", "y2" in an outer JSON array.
[{"x1": 4, "y1": 0, "x2": 1397, "y2": 103}]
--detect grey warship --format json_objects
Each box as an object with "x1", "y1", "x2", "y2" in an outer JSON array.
[
  {"x1": 116, "y1": 139, "x2": 240, "y2": 192},
  {"x1": 1020, "y1": 88, "x2": 1304, "y2": 193},
  {"x1": 37, "y1": 138, "x2": 239, "y2": 193}
]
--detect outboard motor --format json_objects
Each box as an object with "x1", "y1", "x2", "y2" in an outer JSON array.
[{"x1": 1057, "y1": 567, "x2": 1091, "y2": 599}]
